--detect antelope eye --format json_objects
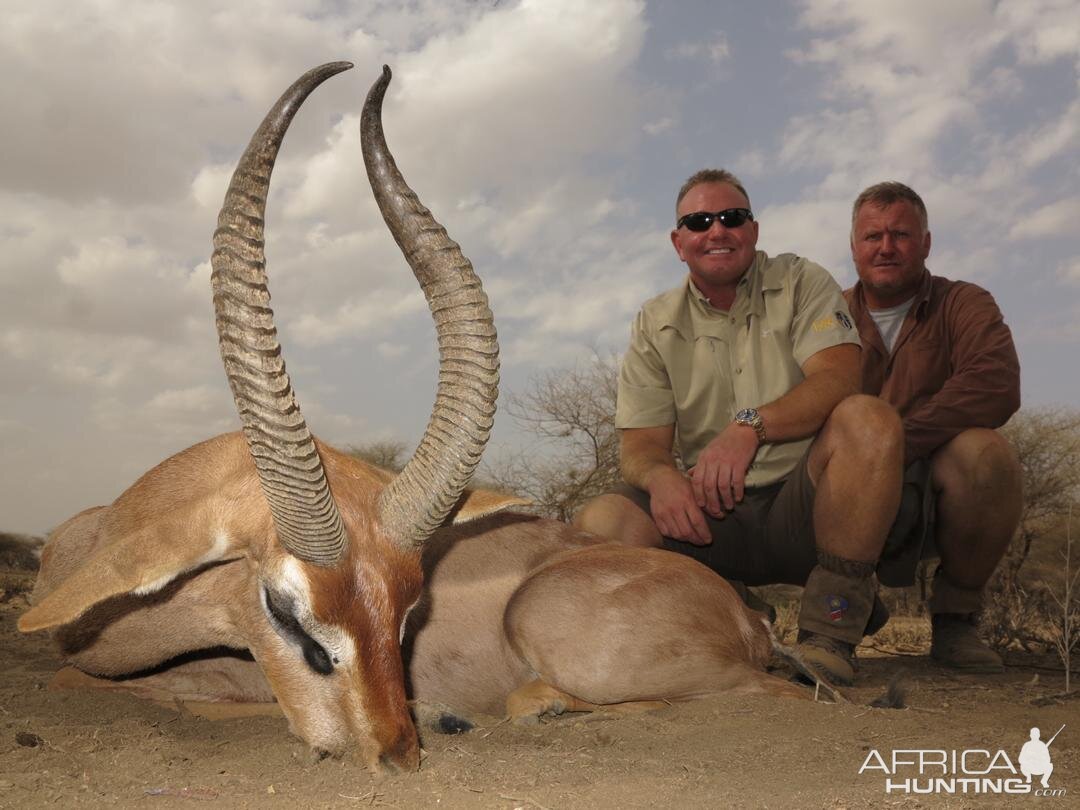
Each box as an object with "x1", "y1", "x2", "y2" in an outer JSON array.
[{"x1": 262, "y1": 587, "x2": 334, "y2": 676}]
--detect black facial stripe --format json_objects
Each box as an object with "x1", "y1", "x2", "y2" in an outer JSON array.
[{"x1": 263, "y1": 587, "x2": 334, "y2": 676}]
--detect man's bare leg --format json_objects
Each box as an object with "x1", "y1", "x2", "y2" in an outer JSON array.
[
  {"x1": 807, "y1": 395, "x2": 904, "y2": 563},
  {"x1": 573, "y1": 494, "x2": 663, "y2": 548},
  {"x1": 797, "y1": 395, "x2": 903, "y2": 683},
  {"x1": 927, "y1": 428, "x2": 1021, "y2": 671}
]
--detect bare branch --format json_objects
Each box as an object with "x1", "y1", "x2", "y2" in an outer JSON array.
[{"x1": 486, "y1": 353, "x2": 622, "y2": 520}]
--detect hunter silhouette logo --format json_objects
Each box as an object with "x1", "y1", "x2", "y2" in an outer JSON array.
[{"x1": 1019, "y1": 725, "x2": 1063, "y2": 790}]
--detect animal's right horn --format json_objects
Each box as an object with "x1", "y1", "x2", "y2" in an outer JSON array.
[
  {"x1": 212, "y1": 62, "x2": 353, "y2": 566},
  {"x1": 361, "y1": 66, "x2": 500, "y2": 549}
]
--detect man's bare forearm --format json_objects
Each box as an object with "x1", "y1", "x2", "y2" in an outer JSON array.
[
  {"x1": 757, "y1": 344, "x2": 860, "y2": 441},
  {"x1": 619, "y1": 425, "x2": 680, "y2": 492}
]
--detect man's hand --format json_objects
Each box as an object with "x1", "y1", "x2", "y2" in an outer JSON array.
[
  {"x1": 646, "y1": 467, "x2": 712, "y2": 546},
  {"x1": 689, "y1": 422, "x2": 759, "y2": 517}
]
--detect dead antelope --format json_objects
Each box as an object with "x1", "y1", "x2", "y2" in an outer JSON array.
[{"x1": 20, "y1": 63, "x2": 812, "y2": 774}]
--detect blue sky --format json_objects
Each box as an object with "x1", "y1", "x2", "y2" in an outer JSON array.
[{"x1": 1, "y1": 0, "x2": 1077, "y2": 533}]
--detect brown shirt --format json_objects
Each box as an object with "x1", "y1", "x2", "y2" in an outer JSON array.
[{"x1": 844, "y1": 271, "x2": 1020, "y2": 462}]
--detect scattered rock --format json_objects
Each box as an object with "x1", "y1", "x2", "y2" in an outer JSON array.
[{"x1": 16, "y1": 731, "x2": 45, "y2": 748}]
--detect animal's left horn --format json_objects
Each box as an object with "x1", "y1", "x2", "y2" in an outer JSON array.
[
  {"x1": 362, "y1": 66, "x2": 500, "y2": 549},
  {"x1": 211, "y1": 61, "x2": 353, "y2": 565}
]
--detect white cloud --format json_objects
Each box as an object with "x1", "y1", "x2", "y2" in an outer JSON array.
[
  {"x1": 644, "y1": 117, "x2": 675, "y2": 136},
  {"x1": 665, "y1": 34, "x2": 730, "y2": 64},
  {"x1": 1058, "y1": 257, "x2": 1080, "y2": 284},
  {"x1": 145, "y1": 385, "x2": 221, "y2": 416},
  {"x1": 191, "y1": 164, "x2": 234, "y2": 211},
  {"x1": 1009, "y1": 197, "x2": 1080, "y2": 239},
  {"x1": 1018, "y1": 100, "x2": 1080, "y2": 169},
  {"x1": 757, "y1": 198, "x2": 853, "y2": 284},
  {"x1": 997, "y1": 0, "x2": 1080, "y2": 64},
  {"x1": 289, "y1": 287, "x2": 427, "y2": 346}
]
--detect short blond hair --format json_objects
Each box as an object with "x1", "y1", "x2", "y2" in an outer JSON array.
[
  {"x1": 852, "y1": 181, "x2": 928, "y2": 231},
  {"x1": 676, "y1": 169, "x2": 751, "y2": 215}
]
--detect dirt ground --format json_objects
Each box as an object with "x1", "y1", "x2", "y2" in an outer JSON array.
[{"x1": 2, "y1": 552, "x2": 1077, "y2": 809}]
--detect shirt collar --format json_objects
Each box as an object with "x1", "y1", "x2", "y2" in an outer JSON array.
[
  {"x1": 686, "y1": 251, "x2": 772, "y2": 316},
  {"x1": 851, "y1": 269, "x2": 932, "y2": 320}
]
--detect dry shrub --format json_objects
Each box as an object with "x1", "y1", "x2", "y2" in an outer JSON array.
[{"x1": 484, "y1": 353, "x2": 622, "y2": 521}]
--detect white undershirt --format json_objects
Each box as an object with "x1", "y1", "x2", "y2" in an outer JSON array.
[{"x1": 868, "y1": 297, "x2": 916, "y2": 353}]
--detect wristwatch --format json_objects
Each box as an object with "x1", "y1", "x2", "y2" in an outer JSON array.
[{"x1": 734, "y1": 407, "x2": 767, "y2": 443}]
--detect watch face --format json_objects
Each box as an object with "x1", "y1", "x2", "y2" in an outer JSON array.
[{"x1": 736, "y1": 408, "x2": 757, "y2": 422}]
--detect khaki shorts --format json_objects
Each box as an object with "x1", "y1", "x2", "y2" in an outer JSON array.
[
  {"x1": 612, "y1": 451, "x2": 818, "y2": 586},
  {"x1": 612, "y1": 453, "x2": 933, "y2": 587}
]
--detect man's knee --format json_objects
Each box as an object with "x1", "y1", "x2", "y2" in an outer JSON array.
[
  {"x1": 814, "y1": 395, "x2": 903, "y2": 472},
  {"x1": 830, "y1": 394, "x2": 902, "y2": 449},
  {"x1": 932, "y1": 428, "x2": 1021, "y2": 493},
  {"x1": 573, "y1": 494, "x2": 661, "y2": 547},
  {"x1": 571, "y1": 495, "x2": 614, "y2": 534}
]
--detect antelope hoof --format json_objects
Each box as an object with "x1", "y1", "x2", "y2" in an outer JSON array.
[{"x1": 506, "y1": 678, "x2": 589, "y2": 724}]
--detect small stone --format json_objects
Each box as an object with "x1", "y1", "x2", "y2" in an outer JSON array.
[{"x1": 16, "y1": 732, "x2": 44, "y2": 748}]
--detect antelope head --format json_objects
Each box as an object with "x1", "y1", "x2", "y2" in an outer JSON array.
[
  {"x1": 19, "y1": 63, "x2": 516, "y2": 773},
  {"x1": 211, "y1": 62, "x2": 508, "y2": 770}
]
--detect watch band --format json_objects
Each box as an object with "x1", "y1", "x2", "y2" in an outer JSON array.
[{"x1": 735, "y1": 408, "x2": 767, "y2": 443}]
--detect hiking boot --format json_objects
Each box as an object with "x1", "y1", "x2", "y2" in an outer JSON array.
[
  {"x1": 796, "y1": 631, "x2": 856, "y2": 686},
  {"x1": 930, "y1": 613, "x2": 1004, "y2": 673}
]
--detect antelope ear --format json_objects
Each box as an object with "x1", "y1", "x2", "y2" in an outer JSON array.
[
  {"x1": 18, "y1": 511, "x2": 247, "y2": 634},
  {"x1": 448, "y1": 488, "x2": 531, "y2": 526}
]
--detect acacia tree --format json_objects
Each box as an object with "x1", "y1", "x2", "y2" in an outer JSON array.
[
  {"x1": 345, "y1": 439, "x2": 409, "y2": 472},
  {"x1": 1048, "y1": 505, "x2": 1079, "y2": 691},
  {"x1": 999, "y1": 407, "x2": 1080, "y2": 576},
  {"x1": 484, "y1": 354, "x2": 622, "y2": 521},
  {"x1": 980, "y1": 408, "x2": 1080, "y2": 652}
]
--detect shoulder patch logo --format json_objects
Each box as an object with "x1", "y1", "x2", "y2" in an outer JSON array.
[
  {"x1": 835, "y1": 311, "x2": 853, "y2": 330},
  {"x1": 812, "y1": 315, "x2": 838, "y2": 332},
  {"x1": 826, "y1": 595, "x2": 849, "y2": 621}
]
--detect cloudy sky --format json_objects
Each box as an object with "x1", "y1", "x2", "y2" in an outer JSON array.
[{"x1": 2, "y1": 0, "x2": 1077, "y2": 534}]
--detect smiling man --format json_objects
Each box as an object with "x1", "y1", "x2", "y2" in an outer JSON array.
[
  {"x1": 574, "y1": 169, "x2": 904, "y2": 685},
  {"x1": 845, "y1": 181, "x2": 1022, "y2": 673}
]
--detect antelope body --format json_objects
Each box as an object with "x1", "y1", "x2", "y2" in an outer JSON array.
[{"x1": 20, "y1": 64, "x2": 806, "y2": 774}]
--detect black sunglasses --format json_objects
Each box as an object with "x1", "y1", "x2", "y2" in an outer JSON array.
[{"x1": 676, "y1": 208, "x2": 754, "y2": 232}]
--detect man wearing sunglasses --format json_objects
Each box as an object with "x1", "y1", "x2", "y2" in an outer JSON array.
[
  {"x1": 575, "y1": 169, "x2": 905, "y2": 685},
  {"x1": 845, "y1": 181, "x2": 1021, "y2": 673}
]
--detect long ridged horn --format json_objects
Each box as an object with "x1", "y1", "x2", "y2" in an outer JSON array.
[
  {"x1": 362, "y1": 66, "x2": 500, "y2": 549},
  {"x1": 211, "y1": 62, "x2": 353, "y2": 565}
]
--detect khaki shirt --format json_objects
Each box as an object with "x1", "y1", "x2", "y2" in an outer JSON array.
[{"x1": 616, "y1": 251, "x2": 860, "y2": 486}]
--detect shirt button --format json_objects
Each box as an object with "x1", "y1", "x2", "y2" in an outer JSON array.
[{"x1": 735, "y1": 367, "x2": 742, "y2": 374}]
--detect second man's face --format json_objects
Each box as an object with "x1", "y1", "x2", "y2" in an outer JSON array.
[
  {"x1": 850, "y1": 200, "x2": 931, "y2": 308},
  {"x1": 671, "y1": 182, "x2": 759, "y2": 296}
]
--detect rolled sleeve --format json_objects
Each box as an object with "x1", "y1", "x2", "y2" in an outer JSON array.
[
  {"x1": 788, "y1": 260, "x2": 861, "y2": 366},
  {"x1": 616, "y1": 312, "x2": 676, "y2": 429}
]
